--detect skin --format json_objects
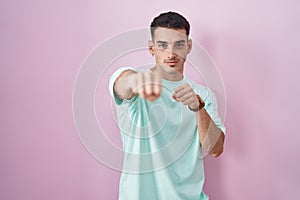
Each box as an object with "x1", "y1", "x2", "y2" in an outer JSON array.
[{"x1": 114, "y1": 27, "x2": 224, "y2": 157}]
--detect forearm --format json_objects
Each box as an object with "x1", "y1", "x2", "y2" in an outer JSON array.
[
  {"x1": 113, "y1": 70, "x2": 137, "y2": 100},
  {"x1": 196, "y1": 108, "x2": 225, "y2": 157}
]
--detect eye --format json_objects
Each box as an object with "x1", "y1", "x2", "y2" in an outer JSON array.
[
  {"x1": 158, "y1": 43, "x2": 167, "y2": 48},
  {"x1": 175, "y1": 43, "x2": 185, "y2": 48}
]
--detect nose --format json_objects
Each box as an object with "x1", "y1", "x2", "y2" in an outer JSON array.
[
  {"x1": 167, "y1": 52, "x2": 176, "y2": 59},
  {"x1": 166, "y1": 46, "x2": 176, "y2": 59}
]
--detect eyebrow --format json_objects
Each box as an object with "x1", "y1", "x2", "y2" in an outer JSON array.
[
  {"x1": 156, "y1": 40, "x2": 186, "y2": 44},
  {"x1": 175, "y1": 40, "x2": 186, "y2": 44},
  {"x1": 156, "y1": 41, "x2": 168, "y2": 44}
]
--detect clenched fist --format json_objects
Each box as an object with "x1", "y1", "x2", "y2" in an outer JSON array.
[
  {"x1": 130, "y1": 70, "x2": 162, "y2": 102},
  {"x1": 114, "y1": 69, "x2": 162, "y2": 102},
  {"x1": 173, "y1": 83, "x2": 201, "y2": 111}
]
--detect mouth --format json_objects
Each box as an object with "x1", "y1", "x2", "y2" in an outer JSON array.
[{"x1": 165, "y1": 60, "x2": 178, "y2": 66}]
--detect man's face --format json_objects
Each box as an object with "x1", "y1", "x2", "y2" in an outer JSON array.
[{"x1": 149, "y1": 27, "x2": 192, "y2": 74}]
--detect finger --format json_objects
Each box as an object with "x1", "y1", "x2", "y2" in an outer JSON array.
[
  {"x1": 177, "y1": 92, "x2": 193, "y2": 102},
  {"x1": 172, "y1": 93, "x2": 179, "y2": 101},
  {"x1": 144, "y1": 70, "x2": 152, "y2": 96},
  {"x1": 175, "y1": 86, "x2": 191, "y2": 100},
  {"x1": 174, "y1": 83, "x2": 190, "y2": 99},
  {"x1": 174, "y1": 83, "x2": 188, "y2": 93},
  {"x1": 152, "y1": 71, "x2": 162, "y2": 97},
  {"x1": 145, "y1": 72, "x2": 161, "y2": 102},
  {"x1": 181, "y1": 97, "x2": 194, "y2": 105},
  {"x1": 136, "y1": 72, "x2": 145, "y2": 98}
]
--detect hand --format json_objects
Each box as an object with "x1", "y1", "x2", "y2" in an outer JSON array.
[
  {"x1": 130, "y1": 70, "x2": 162, "y2": 102},
  {"x1": 173, "y1": 83, "x2": 200, "y2": 111}
]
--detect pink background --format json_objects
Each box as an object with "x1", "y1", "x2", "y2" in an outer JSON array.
[{"x1": 1, "y1": 0, "x2": 300, "y2": 199}]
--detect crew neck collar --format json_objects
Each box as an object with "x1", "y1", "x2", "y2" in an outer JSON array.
[{"x1": 162, "y1": 77, "x2": 186, "y2": 85}]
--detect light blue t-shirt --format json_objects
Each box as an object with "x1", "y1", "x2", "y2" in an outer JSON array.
[{"x1": 109, "y1": 67, "x2": 225, "y2": 200}]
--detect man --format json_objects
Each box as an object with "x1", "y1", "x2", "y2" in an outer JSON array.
[{"x1": 109, "y1": 11, "x2": 225, "y2": 200}]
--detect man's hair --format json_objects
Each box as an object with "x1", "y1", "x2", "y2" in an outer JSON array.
[{"x1": 150, "y1": 11, "x2": 190, "y2": 38}]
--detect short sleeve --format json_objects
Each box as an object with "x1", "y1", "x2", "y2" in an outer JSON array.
[
  {"x1": 203, "y1": 88, "x2": 226, "y2": 134},
  {"x1": 109, "y1": 67, "x2": 135, "y2": 105}
]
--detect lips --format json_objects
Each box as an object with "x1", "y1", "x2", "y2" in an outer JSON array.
[{"x1": 165, "y1": 60, "x2": 178, "y2": 66}]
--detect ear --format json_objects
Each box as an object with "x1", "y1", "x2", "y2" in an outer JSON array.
[
  {"x1": 148, "y1": 40, "x2": 155, "y2": 56},
  {"x1": 187, "y1": 39, "x2": 192, "y2": 54}
]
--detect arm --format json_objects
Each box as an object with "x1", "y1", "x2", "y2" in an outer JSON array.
[
  {"x1": 113, "y1": 69, "x2": 137, "y2": 100},
  {"x1": 196, "y1": 108, "x2": 225, "y2": 157},
  {"x1": 173, "y1": 83, "x2": 225, "y2": 158}
]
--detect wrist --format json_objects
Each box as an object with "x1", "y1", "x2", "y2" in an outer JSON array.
[{"x1": 189, "y1": 94, "x2": 205, "y2": 112}]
